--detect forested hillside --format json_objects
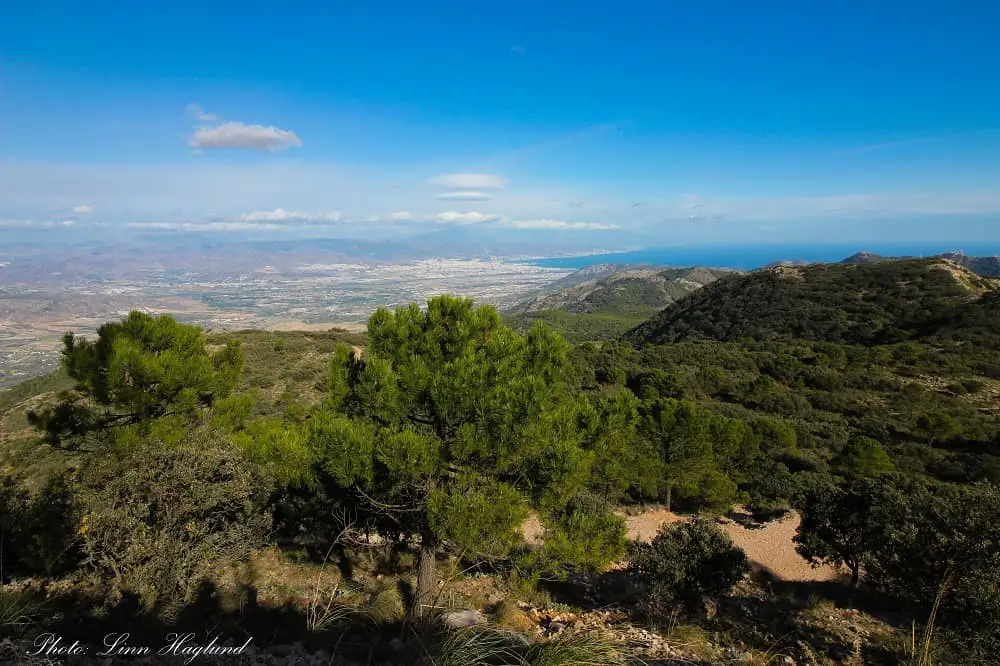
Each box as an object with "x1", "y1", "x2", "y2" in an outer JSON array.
[
  {"x1": 624, "y1": 258, "x2": 1000, "y2": 347},
  {"x1": 1, "y1": 277, "x2": 998, "y2": 664}
]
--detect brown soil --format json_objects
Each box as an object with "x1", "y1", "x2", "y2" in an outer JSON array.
[
  {"x1": 625, "y1": 507, "x2": 843, "y2": 582},
  {"x1": 522, "y1": 506, "x2": 843, "y2": 583}
]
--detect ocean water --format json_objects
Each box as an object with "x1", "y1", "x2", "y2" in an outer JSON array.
[{"x1": 520, "y1": 243, "x2": 1000, "y2": 271}]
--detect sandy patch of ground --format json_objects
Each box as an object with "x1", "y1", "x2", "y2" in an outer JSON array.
[
  {"x1": 623, "y1": 507, "x2": 841, "y2": 582},
  {"x1": 521, "y1": 506, "x2": 843, "y2": 584}
]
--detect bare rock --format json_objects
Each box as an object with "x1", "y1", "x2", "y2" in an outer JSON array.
[{"x1": 443, "y1": 609, "x2": 486, "y2": 628}]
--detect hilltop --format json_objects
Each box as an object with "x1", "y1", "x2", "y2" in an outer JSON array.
[
  {"x1": 624, "y1": 258, "x2": 1000, "y2": 347},
  {"x1": 839, "y1": 251, "x2": 885, "y2": 264}
]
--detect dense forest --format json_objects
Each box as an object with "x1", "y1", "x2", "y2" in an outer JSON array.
[{"x1": 1, "y1": 258, "x2": 998, "y2": 665}]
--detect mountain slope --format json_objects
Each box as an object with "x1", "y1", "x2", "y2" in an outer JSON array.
[
  {"x1": 838, "y1": 250, "x2": 1000, "y2": 277},
  {"x1": 623, "y1": 258, "x2": 1000, "y2": 347},
  {"x1": 509, "y1": 266, "x2": 737, "y2": 316},
  {"x1": 504, "y1": 265, "x2": 737, "y2": 343},
  {"x1": 939, "y1": 252, "x2": 1000, "y2": 277}
]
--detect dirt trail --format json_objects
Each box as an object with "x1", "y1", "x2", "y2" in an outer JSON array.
[
  {"x1": 623, "y1": 508, "x2": 842, "y2": 582},
  {"x1": 522, "y1": 507, "x2": 843, "y2": 583}
]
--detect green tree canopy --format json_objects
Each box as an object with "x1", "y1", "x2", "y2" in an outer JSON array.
[
  {"x1": 638, "y1": 398, "x2": 738, "y2": 512},
  {"x1": 33, "y1": 311, "x2": 244, "y2": 445},
  {"x1": 836, "y1": 436, "x2": 895, "y2": 476},
  {"x1": 794, "y1": 476, "x2": 896, "y2": 586},
  {"x1": 310, "y1": 296, "x2": 623, "y2": 614}
]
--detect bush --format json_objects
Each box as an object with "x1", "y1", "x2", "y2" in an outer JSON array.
[
  {"x1": 836, "y1": 436, "x2": 895, "y2": 476},
  {"x1": 526, "y1": 492, "x2": 626, "y2": 579},
  {"x1": 960, "y1": 378, "x2": 987, "y2": 394},
  {"x1": 0, "y1": 476, "x2": 30, "y2": 579},
  {"x1": 77, "y1": 427, "x2": 271, "y2": 615},
  {"x1": 0, "y1": 475, "x2": 82, "y2": 579},
  {"x1": 865, "y1": 481, "x2": 1000, "y2": 659},
  {"x1": 628, "y1": 518, "x2": 749, "y2": 616}
]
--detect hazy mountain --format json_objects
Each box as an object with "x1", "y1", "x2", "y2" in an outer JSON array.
[
  {"x1": 839, "y1": 251, "x2": 886, "y2": 264},
  {"x1": 507, "y1": 266, "x2": 738, "y2": 316}
]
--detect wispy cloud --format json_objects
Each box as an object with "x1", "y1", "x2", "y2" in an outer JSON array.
[
  {"x1": 240, "y1": 208, "x2": 342, "y2": 224},
  {"x1": 434, "y1": 211, "x2": 500, "y2": 225},
  {"x1": 71, "y1": 204, "x2": 93, "y2": 215},
  {"x1": 510, "y1": 44, "x2": 527, "y2": 55},
  {"x1": 434, "y1": 191, "x2": 493, "y2": 201},
  {"x1": 666, "y1": 191, "x2": 1000, "y2": 220},
  {"x1": 125, "y1": 220, "x2": 285, "y2": 232},
  {"x1": 0, "y1": 218, "x2": 75, "y2": 229},
  {"x1": 506, "y1": 218, "x2": 618, "y2": 230},
  {"x1": 838, "y1": 129, "x2": 999, "y2": 156},
  {"x1": 430, "y1": 173, "x2": 507, "y2": 190},
  {"x1": 185, "y1": 103, "x2": 219, "y2": 122}
]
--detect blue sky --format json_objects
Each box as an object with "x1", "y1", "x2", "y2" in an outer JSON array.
[{"x1": 1, "y1": 1, "x2": 999, "y2": 248}]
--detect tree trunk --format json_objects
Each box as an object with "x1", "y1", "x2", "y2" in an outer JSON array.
[
  {"x1": 849, "y1": 564, "x2": 860, "y2": 587},
  {"x1": 665, "y1": 485, "x2": 672, "y2": 513},
  {"x1": 413, "y1": 531, "x2": 438, "y2": 618}
]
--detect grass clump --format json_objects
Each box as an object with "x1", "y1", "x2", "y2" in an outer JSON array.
[{"x1": 0, "y1": 588, "x2": 47, "y2": 629}]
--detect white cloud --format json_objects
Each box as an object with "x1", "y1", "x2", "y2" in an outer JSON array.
[
  {"x1": 363, "y1": 211, "x2": 414, "y2": 223},
  {"x1": 125, "y1": 221, "x2": 284, "y2": 232},
  {"x1": 186, "y1": 103, "x2": 220, "y2": 122},
  {"x1": 433, "y1": 191, "x2": 493, "y2": 201},
  {"x1": 71, "y1": 204, "x2": 93, "y2": 215},
  {"x1": 434, "y1": 211, "x2": 500, "y2": 225},
  {"x1": 507, "y1": 218, "x2": 619, "y2": 230},
  {"x1": 0, "y1": 218, "x2": 75, "y2": 229},
  {"x1": 430, "y1": 173, "x2": 508, "y2": 190},
  {"x1": 240, "y1": 208, "x2": 343, "y2": 224},
  {"x1": 189, "y1": 122, "x2": 302, "y2": 152}
]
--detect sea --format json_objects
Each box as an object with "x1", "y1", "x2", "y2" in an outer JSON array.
[{"x1": 519, "y1": 243, "x2": 1000, "y2": 271}]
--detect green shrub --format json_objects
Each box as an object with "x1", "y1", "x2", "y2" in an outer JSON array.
[
  {"x1": 836, "y1": 436, "x2": 895, "y2": 476},
  {"x1": 526, "y1": 492, "x2": 626, "y2": 579},
  {"x1": 19, "y1": 475, "x2": 83, "y2": 576},
  {"x1": 0, "y1": 474, "x2": 82, "y2": 578},
  {"x1": 78, "y1": 427, "x2": 271, "y2": 615},
  {"x1": 628, "y1": 518, "x2": 749, "y2": 616},
  {"x1": 0, "y1": 476, "x2": 30, "y2": 579},
  {"x1": 960, "y1": 378, "x2": 987, "y2": 394}
]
